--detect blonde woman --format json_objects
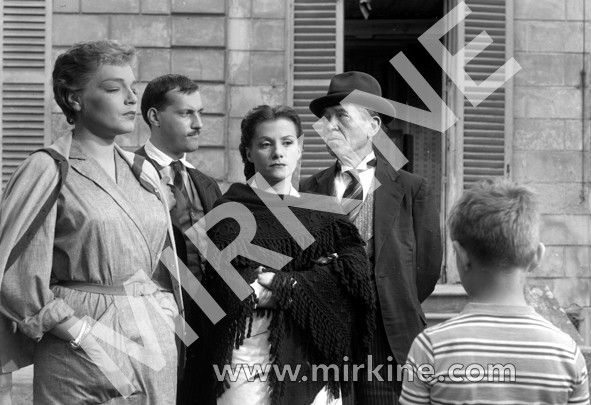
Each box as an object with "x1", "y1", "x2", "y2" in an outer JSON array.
[{"x1": 0, "y1": 40, "x2": 181, "y2": 404}]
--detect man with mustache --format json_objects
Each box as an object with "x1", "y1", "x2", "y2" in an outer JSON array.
[{"x1": 137, "y1": 74, "x2": 221, "y2": 404}]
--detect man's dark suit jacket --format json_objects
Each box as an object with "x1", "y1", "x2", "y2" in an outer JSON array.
[
  {"x1": 136, "y1": 146, "x2": 221, "y2": 405},
  {"x1": 299, "y1": 153, "x2": 442, "y2": 363},
  {"x1": 135, "y1": 146, "x2": 221, "y2": 262}
]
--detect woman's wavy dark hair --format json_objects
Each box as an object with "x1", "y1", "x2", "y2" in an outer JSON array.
[{"x1": 238, "y1": 105, "x2": 303, "y2": 180}]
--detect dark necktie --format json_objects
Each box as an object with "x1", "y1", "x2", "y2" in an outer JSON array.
[
  {"x1": 170, "y1": 161, "x2": 208, "y2": 279},
  {"x1": 341, "y1": 170, "x2": 363, "y2": 220},
  {"x1": 339, "y1": 158, "x2": 376, "y2": 221},
  {"x1": 170, "y1": 160, "x2": 191, "y2": 206}
]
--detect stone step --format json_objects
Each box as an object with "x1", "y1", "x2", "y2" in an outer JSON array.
[
  {"x1": 422, "y1": 284, "x2": 469, "y2": 327},
  {"x1": 422, "y1": 284, "x2": 469, "y2": 313}
]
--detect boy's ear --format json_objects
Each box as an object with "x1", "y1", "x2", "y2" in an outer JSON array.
[
  {"x1": 452, "y1": 241, "x2": 470, "y2": 271},
  {"x1": 527, "y1": 242, "x2": 546, "y2": 273}
]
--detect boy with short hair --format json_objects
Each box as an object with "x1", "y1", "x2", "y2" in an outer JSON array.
[{"x1": 400, "y1": 178, "x2": 589, "y2": 405}]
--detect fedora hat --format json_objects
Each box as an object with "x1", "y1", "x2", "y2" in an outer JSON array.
[{"x1": 309, "y1": 71, "x2": 396, "y2": 123}]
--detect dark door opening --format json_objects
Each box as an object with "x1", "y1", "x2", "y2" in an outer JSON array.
[{"x1": 344, "y1": 0, "x2": 444, "y2": 206}]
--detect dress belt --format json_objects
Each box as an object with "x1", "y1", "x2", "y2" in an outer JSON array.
[{"x1": 55, "y1": 281, "x2": 159, "y2": 296}]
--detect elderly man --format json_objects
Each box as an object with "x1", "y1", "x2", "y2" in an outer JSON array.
[{"x1": 300, "y1": 71, "x2": 442, "y2": 404}]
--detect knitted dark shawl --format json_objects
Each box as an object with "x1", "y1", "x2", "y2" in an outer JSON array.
[{"x1": 204, "y1": 183, "x2": 376, "y2": 405}]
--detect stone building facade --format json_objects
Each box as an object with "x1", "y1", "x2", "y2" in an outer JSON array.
[
  {"x1": 0, "y1": 0, "x2": 589, "y2": 339},
  {"x1": 51, "y1": 0, "x2": 288, "y2": 184},
  {"x1": 512, "y1": 0, "x2": 590, "y2": 334}
]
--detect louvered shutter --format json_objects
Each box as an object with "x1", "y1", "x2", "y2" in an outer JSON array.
[
  {"x1": 292, "y1": 0, "x2": 341, "y2": 179},
  {"x1": 2, "y1": 0, "x2": 48, "y2": 189},
  {"x1": 462, "y1": 0, "x2": 507, "y2": 189}
]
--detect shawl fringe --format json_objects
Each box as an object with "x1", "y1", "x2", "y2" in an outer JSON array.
[{"x1": 205, "y1": 184, "x2": 376, "y2": 404}]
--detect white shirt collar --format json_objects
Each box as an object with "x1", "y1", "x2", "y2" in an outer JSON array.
[
  {"x1": 339, "y1": 151, "x2": 376, "y2": 173},
  {"x1": 144, "y1": 139, "x2": 195, "y2": 169},
  {"x1": 249, "y1": 177, "x2": 300, "y2": 197}
]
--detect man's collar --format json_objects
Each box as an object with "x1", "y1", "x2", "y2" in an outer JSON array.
[
  {"x1": 338, "y1": 151, "x2": 376, "y2": 173},
  {"x1": 144, "y1": 139, "x2": 195, "y2": 169}
]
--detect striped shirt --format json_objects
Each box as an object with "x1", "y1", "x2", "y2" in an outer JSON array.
[{"x1": 400, "y1": 303, "x2": 589, "y2": 405}]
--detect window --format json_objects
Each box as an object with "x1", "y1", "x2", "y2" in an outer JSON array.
[{"x1": 1, "y1": 0, "x2": 50, "y2": 190}]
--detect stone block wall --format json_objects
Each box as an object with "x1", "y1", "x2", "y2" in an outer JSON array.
[
  {"x1": 513, "y1": 0, "x2": 591, "y2": 320},
  {"x1": 226, "y1": 0, "x2": 288, "y2": 184},
  {"x1": 51, "y1": 0, "x2": 290, "y2": 189}
]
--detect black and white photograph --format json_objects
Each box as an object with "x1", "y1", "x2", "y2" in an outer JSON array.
[{"x1": 0, "y1": 0, "x2": 590, "y2": 404}]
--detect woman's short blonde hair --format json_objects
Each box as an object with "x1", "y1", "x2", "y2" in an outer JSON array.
[{"x1": 52, "y1": 39, "x2": 136, "y2": 124}]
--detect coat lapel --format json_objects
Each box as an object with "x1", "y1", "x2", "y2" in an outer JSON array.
[
  {"x1": 374, "y1": 156, "x2": 404, "y2": 262},
  {"x1": 68, "y1": 141, "x2": 153, "y2": 244},
  {"x1": 187, "y1": 168, "x2": 217, "y2": 213},
  {"x1": 313, "y1": 163, "x2": 338, "y2": 196},
  {"x1": 121, "y1": 146, "x2": 187, "y2": 333}
]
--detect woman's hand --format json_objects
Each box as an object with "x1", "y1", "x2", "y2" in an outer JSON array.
[
  {"x1": 257, "y1": 271, "x2": 275, "y2": 288},
  {"x1": 256, "y1": 285, "x2": 277, "y2": 308},
  {"x1": 254, "y1": 265, "x2": 276, "y2": 288},
  {"x1": 255, "y1": 265, "x2": 276, "y2": 287},
  {"x1": 252, "y1": 266, "x2": 277, "y2": 308}
]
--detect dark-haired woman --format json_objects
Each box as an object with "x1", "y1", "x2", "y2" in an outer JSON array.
[
  {"x1": 205, "y1": 105, "x2": 376, "y2": 405},
  {"x1": 0, "y1": 40, "x2": 180, "y2": 404}
]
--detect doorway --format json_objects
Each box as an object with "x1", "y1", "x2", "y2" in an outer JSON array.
[
  {"x1": 344, "y1": 0, "x2": 444, "y2": 225},
  {"x1": 344, "y1": 0, "x2": 447, "y2": 280}
]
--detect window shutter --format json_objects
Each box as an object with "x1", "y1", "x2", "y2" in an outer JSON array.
[
  {"x1": 292, "y1": 0, "x2": 341, "y2": 179},
  {"x1": 462, "y1": 0, "x2": 507, "y2": 189},
  {"x1": 2, "y1": 0, "x2": 48, "y2": 188}
]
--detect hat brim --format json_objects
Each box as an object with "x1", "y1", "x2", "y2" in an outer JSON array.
[{"x1": 310, "y1": 91, "x2": 396, "y2": 124}]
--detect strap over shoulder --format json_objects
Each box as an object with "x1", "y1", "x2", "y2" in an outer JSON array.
[{"x1": 5, "y1": 148, "x2": 68, "y2": 271}]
